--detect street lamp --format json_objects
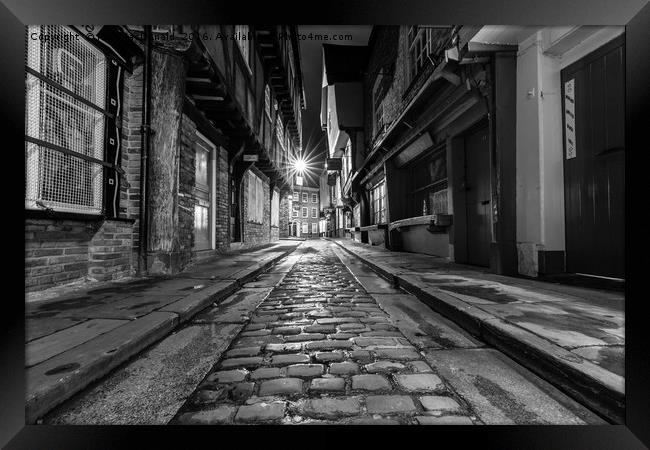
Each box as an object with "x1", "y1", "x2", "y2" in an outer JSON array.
[{"x1": 295, "y1": 158, "x2": 307, "y2": 174}]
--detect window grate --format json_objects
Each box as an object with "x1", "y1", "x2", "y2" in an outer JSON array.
[{"x1": 25, "y1": 25, "x2": 107, "y2": 214}]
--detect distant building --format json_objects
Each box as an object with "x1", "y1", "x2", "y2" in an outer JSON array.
[{"x1": 289, "y1": 185, "x2": 320, "y2": 238}]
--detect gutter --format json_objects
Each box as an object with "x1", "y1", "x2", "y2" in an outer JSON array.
[{"x1": 138, "y1": 25, "x2": 153, "y2": 275}]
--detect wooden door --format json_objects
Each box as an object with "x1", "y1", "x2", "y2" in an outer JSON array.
[
  {"x1": 562, "y1": 36, "x2": 625, "y2": 278},
  {"x1": 193, "y1": 134, "x2": 214, "y2": 251},
  {"x1": 464, "y1": 125, "x2": 491, "y2": 267}
]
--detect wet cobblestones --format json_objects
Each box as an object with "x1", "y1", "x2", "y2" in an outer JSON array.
[{"x1": 170, "y1": 242, "x2": 478, "y2": 425}]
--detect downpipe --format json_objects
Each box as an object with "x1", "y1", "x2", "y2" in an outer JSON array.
[{"x1": 138, "y1": 25, "x2": 153, "y2": 275}]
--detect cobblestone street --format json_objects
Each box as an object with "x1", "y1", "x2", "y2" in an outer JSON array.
[
  {"x1": 156, "y1": 240, "x2": 595, "y2": 425},
  {"x1": 170, "y1": 241, "x2": 476, "y2": 425}
]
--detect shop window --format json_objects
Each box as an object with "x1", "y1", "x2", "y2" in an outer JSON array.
[
  {"x1": 247, "y1": 171, "x2": 264, "y2": 223},
  {"x1": 369, "y1": 179, "x2": 386, "y2": 225},
  {"x1": 409, "y1": 145, "x2": 448, "y2": 217}
]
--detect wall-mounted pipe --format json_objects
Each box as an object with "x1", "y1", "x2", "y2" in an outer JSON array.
[{"x1": 138, "y1": 25, "x2": 153, "y2": 275}]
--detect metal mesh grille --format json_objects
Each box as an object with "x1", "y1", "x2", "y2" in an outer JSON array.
[{"x1": 25, "y1": 25, "x2": 106, "y2": 214}]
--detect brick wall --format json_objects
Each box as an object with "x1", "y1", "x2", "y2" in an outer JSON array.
[
  {"x1": 121, "y1": 63, "x2": 144, "y2": 264},
  {"x1": 215, "y1": 147, "x2": 230, "y2": 250},
  {"x1": 279, "y1": 190, "x2": 291, "y2": 238},
  {"x1": 88, "y1": 221, "x2": 134, "y2": 282},
  {"x1": 364, "y1": 26, "x2": 407, "y2": 153},
  {"x1": 25, "y1": 219, "x2": 134, "y2": 291},
  {"x1": 242, "y1": 169, "x2": 271, "y2": 248}
]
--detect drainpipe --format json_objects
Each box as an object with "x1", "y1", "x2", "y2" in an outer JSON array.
[{"x1": 138, "y1": 25, "x2": 153, "y2": 275}]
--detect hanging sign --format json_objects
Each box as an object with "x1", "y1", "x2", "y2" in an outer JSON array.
[
  {"x1": 243, "y1": 154, "x2": 258, "y2": 162},
  {"x1": 326, "y1": 157, "x2": 342, "y2": 171},
  {"x1": 564, "y1": 79, "x2": 576, "y2": 160}
]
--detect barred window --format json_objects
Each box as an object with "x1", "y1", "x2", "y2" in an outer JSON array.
[
  {"x1": 25, "y1": 25, "x2": 107, "y2": 214},
  {"x1": 370, "y1": 179, "x2": 386, "y2": 225},
  {"x1": 247, "y1": 171, "x2": 264, "y2": 223}
]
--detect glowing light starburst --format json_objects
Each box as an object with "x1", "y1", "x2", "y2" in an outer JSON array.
[{"x1": 284, "y1": 131, "x2": 325, "y2": 187}]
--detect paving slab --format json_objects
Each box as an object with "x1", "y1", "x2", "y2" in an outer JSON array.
[
  {"x1": 192, "y1": 287, "x2": 273, "y2": 324},
  {"x1": 26, "y1": 319, "x2": 127, "y2": 367},
  {"x1": 331, "y1": 238, "x2": 625, "y2": 423},
  {"x1": 25, "y1": 241, "x2": 299, "y2": 422},
  {"x1": 44, "y1": 323, "x2": 242, "y2": 424},
  {"x1": 27, "y1": 311, "x2": 179, "y2": 423},
  {"x1": 423, "y1": 348, "x2": 605, "y2": 425},
  {"x1": 371, "y1": 293, "x2": 483, "y2": 349}
]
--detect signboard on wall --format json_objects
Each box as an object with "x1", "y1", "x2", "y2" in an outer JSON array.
[
  {"x1": 243, "y1": 154, "x2": 259, "y2": 162},
  {"x1": 326, "y1": 157, "x2": 342, "y2": 171},
  {"x1": 564, "y1": 79, "x2": 576, "y2": 160}
]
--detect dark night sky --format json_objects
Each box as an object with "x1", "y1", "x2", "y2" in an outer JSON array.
[{"x1": 297, "y1": 26, "x2": 372, "y2": 185}]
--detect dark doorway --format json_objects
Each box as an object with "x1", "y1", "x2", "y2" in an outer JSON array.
[
  {"x1": 464, "y1": 124, "x2": 491, "y2": 267},
  {"x1": 561, "y1": 36, "x2": 625, "y2": 279}
]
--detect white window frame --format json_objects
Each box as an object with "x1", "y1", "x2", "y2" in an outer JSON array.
[
  {"x1": 370, "y1": 179, "x2": 387, "y2": 225},
  {"x1": 302, "y1": 192, "x2": 308, "y2": 203},
  {"x1": 302, "y1": 207, "x2": 308, "y2": 218},
  {"x1": 312, "y1": 193, "x2": 318, "y2": 203},
  {"x1": 312, "y1": 222, "x2": 318, "y2": 234},
  {"x1": 312, "y1": 207, "x2": 317, "y2": 218}
]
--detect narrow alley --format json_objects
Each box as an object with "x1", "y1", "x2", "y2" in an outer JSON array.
[{"x1": 43, "y1": 240, "x2": 603, "y2": 425}]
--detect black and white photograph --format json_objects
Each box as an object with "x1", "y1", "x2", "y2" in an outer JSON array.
[{"x1": 2, "y1": 0, "x2": 650, "y2": 447}]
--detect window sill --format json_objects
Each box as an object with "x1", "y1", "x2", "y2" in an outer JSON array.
[{"x1": 25, "y1": 209, "x2": 136, "y2": 224}]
